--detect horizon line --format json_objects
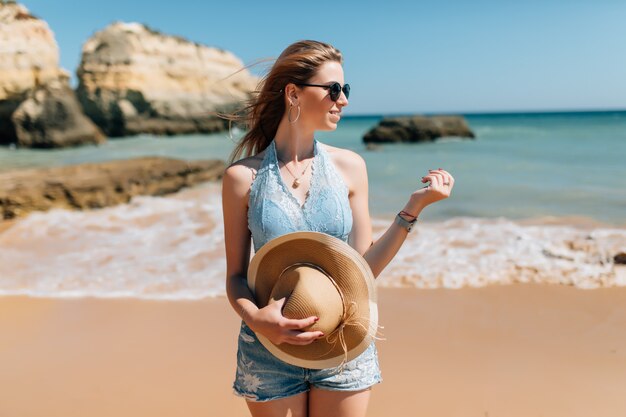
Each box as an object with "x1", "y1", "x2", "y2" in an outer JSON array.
[{"x1": 342, "y1": 108, "x2": 626, "y2": 117}]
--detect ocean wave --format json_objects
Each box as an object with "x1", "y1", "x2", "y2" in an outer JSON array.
[
  {"x1": 0, "y1": 183, "x2": 624, "y2": 300},
  {"x1": 373, "y1": 216, "x2": 625, "y2": 289}
]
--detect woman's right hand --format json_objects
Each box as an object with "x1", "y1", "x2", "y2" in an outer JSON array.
[{"x1": 246, "y1": 297, "x2": 325, "y2": 345}]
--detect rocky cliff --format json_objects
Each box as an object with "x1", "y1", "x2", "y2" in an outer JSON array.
[
  {"x1": 0, "y1": 3, "x2": 63, "y2": 102},
  {"x1": 76, "y1": 22, "x2": 259, "y2": 137},
  {"x1": 0, "y1": 2, "x2": 104, "y2": 147}
]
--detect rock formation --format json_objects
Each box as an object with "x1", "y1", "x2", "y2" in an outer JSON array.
[
  {"x1": 363, "y1": 115, "x2": 475, "y2": 144},
  {"x1": 11, "y1": 78, "x2": 106, "y2": 147},
  {"x1": 0, "y1": 156, "x2": 225, "y2": 220},
  {"x1": 76, "y1": 22, "x2": 259, "y2": 137},
  {"x1": 0, "y1": 2, "x2": 104, "y2": 147}
]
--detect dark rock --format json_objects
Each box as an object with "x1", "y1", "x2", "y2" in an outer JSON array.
[
  {"x1": 363, "y1": 115, "x2": 475, "y2": 144},
  {"x1": 11, "y1": 81, "x2": 106, "y2": 148},
  {"x1": 0, "y1": 156, "x2": 225, "y2": 220},
  {"x1": 614, "y1": 252, "x2": 626, "y2": 265},
  {"x1": 0, "y1": 98, "x2": 22, "y2": 143}
]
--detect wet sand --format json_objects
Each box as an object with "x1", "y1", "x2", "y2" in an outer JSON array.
[{"x1": 1, "y1": 283, "x2": 625, "y2": 417}]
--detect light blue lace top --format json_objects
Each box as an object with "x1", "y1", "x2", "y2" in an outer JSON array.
[{"x1": 248, "y1": 138, "x2": 353, "y2": 252}]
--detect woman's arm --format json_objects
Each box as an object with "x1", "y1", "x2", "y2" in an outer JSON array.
[
  {"x1": 222, "y1": 163, "x2": 324, "y2": 345},
  {"x1": 346, "y1": 152, "x2": 453, "y2": 278},
  {"x1": 361, "y1": 195, "x2": 426, "y2": 278},
  {"x1": 222, "y1": 164, "x2": 256, "y2": 319}
]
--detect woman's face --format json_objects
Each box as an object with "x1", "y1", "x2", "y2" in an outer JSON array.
[{"x1": 289, "y1": 61, "x2": 349, "y2": 131}]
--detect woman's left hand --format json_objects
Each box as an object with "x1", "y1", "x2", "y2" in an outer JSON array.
[{"x1": 410, "y1": 168, "x2": 455, "y2": 208}]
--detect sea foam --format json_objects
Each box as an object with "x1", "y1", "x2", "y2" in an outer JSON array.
[{"x1": 0, "y1": 182, "x2": 624, "y2": 300}]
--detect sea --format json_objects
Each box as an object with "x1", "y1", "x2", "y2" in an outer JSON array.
[{"x1": 0, "y1": 110, "x2": 625, "y2": 299}]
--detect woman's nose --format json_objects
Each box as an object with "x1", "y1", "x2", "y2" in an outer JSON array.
[{"x1": 338, "y1": 92, "x2": 349, "y2": 106}]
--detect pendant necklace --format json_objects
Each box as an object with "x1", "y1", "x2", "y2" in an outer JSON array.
[{"x1": 276, "y1": 152, "x2": 313, "y2": 189}]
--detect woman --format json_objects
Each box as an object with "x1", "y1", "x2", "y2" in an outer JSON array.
[{"x1": 221, "y1": 40, "x2": 454, "y2": 417}]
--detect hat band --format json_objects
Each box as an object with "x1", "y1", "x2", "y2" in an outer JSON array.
[{"x1": 277, "y1": 262, "x2": 347, "y2": 321}]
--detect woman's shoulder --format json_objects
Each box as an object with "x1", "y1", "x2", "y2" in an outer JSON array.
[
  {"x1": 319, "y1": 142, "x2": 366, "y2": 173},
  {"x1": 319, "y1": 142, "x2": 367, "y2": 193},
  {"x1": 223, "y1": 151, "x2": 267, "y2": 195},
  {"x1": 227, "y1": 150, "x2": 266, "y2": 172}
]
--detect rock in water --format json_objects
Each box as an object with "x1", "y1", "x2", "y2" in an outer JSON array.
[
  {"x1": 363, "y1": 115, "x2": 476, "y2": 144},
  {"x1": 0, "y1": 157, "x2": 225, "y2": 220},
  {"x1": 76, "y1": 22, "x2": 259, "y2": 137},
  {"x1": 0, "y1": 2, "x2": 104, "y2": 147}
]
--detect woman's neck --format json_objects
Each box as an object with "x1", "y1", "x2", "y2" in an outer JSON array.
[{"x1": 273, "y1": 124, "x2": 315, "y2": 163}]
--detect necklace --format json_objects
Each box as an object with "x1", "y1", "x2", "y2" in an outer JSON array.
[{"x1": 276, "y1": 151, "x2": 314, "y2": 189}]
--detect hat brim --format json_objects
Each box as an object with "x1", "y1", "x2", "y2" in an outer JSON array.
[{"x1": 248, "y1": 231, "x2": 378, "y2": 369}]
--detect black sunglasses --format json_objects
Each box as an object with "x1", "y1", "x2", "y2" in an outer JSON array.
[{"x1": 294, "y1": 82, "x2": 350, "y2": 101}]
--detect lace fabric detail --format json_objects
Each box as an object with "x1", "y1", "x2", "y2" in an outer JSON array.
[
  {"x1": 271, "y1": 139, "x2": 319, "y2": 211},
  {"x1": 247, "y1": 138, "x2": 353, "y2": 253}
]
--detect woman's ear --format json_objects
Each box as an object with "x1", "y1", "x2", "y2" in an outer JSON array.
[{"x1": 284, "y1": 83, "x2": 299, "y2": 105}]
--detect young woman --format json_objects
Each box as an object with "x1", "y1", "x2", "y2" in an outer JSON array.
[{"x1": 221, "y1": 40, "x2": 454, "y2": 417}]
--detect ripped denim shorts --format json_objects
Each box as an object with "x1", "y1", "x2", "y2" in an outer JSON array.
[{"x1": 232, "y1": 321, "x2": 382, "y2": 402}]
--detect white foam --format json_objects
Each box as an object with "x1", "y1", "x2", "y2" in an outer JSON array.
[
  {"x1": 375, "y1": 216, "x2": 625, "y2": 289},
  {"x1": 0, "y1": 182, "x2": 226, "y2": 300},
  {"x1": 1, "y1": 184, "x2": 624, "y2": 300}
]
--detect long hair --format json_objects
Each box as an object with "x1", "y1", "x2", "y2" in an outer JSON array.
[{"x1": 217, "y1": 40, "x2": 343, "y2": 165}]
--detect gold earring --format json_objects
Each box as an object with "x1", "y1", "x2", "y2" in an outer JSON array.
[{"x1": 288, "y1": 102, "x2": 301, "y2": 123}]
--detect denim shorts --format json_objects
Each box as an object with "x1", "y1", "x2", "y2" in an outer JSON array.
[{"x1": 232, "y1": 321, "x2": 382, "y2": 402}]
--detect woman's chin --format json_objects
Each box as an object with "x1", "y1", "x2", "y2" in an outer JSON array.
[{"x1": 317, "y1": 124, "x2": 336, "y2": 131}]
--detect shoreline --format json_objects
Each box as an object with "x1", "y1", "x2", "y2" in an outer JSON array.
[
  {"x1": 1, "y1": 283, "x2": 625, "y2": 417},
  {"x1": 2, "y1": 209, "x2": 625, "y2": 234},
  {"x1": 1, "y1": 192, "x2": 625, "y2": 298}
]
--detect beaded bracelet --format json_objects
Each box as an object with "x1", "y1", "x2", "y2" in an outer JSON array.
[{"x1": 399, "y1": 210, "x2": 418, "y2": 221}]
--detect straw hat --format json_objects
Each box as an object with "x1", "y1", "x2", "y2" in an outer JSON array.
[{"x1": 247, "y1": 231, "x2": 378, "y2": 369}]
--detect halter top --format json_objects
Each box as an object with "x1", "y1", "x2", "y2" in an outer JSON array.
[{"x1": 247, "y1": 138, "x2": 353, "y2": 253}]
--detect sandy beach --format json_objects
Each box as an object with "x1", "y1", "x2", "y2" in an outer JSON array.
[{"x1": 1, "y1": 283, "x2": 625, "y2": 417}]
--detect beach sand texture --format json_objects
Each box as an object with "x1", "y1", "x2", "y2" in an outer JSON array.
[{"x1": 1, "y1": 284, "x2": 625, "y2": 417}]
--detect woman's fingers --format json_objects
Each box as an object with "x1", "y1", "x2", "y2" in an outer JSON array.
[
  {"x1": 429, "y1": 169, "x2": 447, "y2": 182},
  {"x1": 281, "y1": 318, "x2": 325, "y2": 345},
  {"x1": 422, "y1": 173, "x2": 442, "y2": 188},
  {"x1": 282, "y1": 315, "x2": 319, "y2": 330},
  {"x1": 436, "y1": 168, "x2": 452, "y2": 178},
  {"x1": 433, "y1": 168, "x2": 454, "y2": 186},
  {"x1": 424, "y1": 169, "x2": 453, "y2": 188},
  {"x1": 271, "y1": 299, "x2": 318, "y2": 329},
  {"x1": 421, "y1": 174, "x2": 435, "y2": 184},
  {"x1": 414, "y1": 168, "x2": 454, "y2": 207},
  {"x1": 285, "y1": 330, "x2": 325, "y2": 345}
]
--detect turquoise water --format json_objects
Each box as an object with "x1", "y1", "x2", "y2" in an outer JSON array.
[
  {"x1": 1, "y1": 110, "x2": 625, "y2": 226},
  {"x1": 341, "y1": 111, "x2": 626, "y2": 225}
]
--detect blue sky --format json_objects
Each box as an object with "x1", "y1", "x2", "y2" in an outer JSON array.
[{"x1": 22, "y1": 0, "x2": 626, "y2": 115}]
